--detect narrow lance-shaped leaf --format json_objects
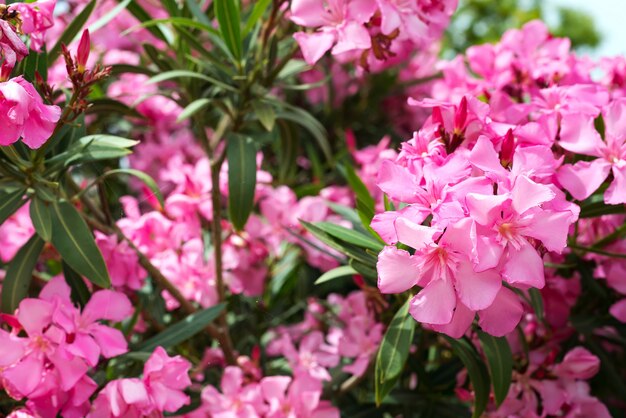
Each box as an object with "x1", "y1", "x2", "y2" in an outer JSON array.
[
  {"x1": 315, "y1": 265, "x2": 357, "y2": 285},
  {"x1": 445, "y1": 336, "x2": 491, "y2": 418},
  {"x1": 314, "y1": 222, "x2": 384, "y2": 252},
  {"x1": 1, "y1": 235, "x2": 45, "y2": 313},
  {"x1": 133, "y1": 303, "x2": 226, "y2": 352},
  {"x1": 243, "y1": 0, "x2": 271, "y2": 35},
  {"x1": 50, "y1": 200, "x2": 111, "y2": 288},
  {"x1": 227, "y1": 134, "x2": 257, "y2": 231},
  {"x1": 0, "y1": 189, "x2": 26, "y2": 224},
  {"x1": 214, "y1": 0, "x2": 242, "y2": 60},
  {"x1": 62, "y1": 262, "x2": 91, "y2": 308},
  {"x1": 375, "y1": 298, "x2": 416, "y2": 405},
  {"x1": 478, "y1": 331, "x2": 513, "y2": 407},
  {"x1": 99, "y1": 169, "x2": 165, "y2": 208},
  {"x1": 30, "y1": 196, "x2": 52, "y2": 242},
  {"x1": 177, "y1": 98, "x2": 212, "y2": 123}
]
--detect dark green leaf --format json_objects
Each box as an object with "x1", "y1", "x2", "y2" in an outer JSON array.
[
  {"x1": 594, "y1": 114, "x2": 605, "y2": 139},
  {"x1": 50, "y1": 200, "x2": 110, "y2": 288},
  {"x1": 134, "y1": 303, "x2": 225, "y2": 352},
  {"x1": 227, "y1": 134, "x2": 257, "y2": 231},
  {"x1": 252, "y1": 100, "x2": 276, "y2": 132},
  {"x1": 343, "y1": 163, "x2": 375, "y2": 216},
  {"x1": 275, "y1": 105, "x2": 331, "y2": 161},
  {"x1": 528, "y1": 288, "x2": 544, "y2": 322},
  {"x1": 243, "y1": 0, "x2": 271, "y2": 35},
  {"x1": 48, "y1": 0, "x2": 96, "y2": 66},
  {"x1": 314, "y1": 222, "x2": 383, "y2": 252},
  {"x1": 1, "y1": 235, "x2": 44, "y2": 313},
  {"x1": 62, "y1": 262, "x2": 90, "y2": 308},
  {"x1": 315, "y1": 265, "x2": 357, "y2": 285},
  {"x1": 184, "y1": 0, "x2": 212, "y2": 26},
  {"x1": 86, "y1": 98, "x2": 144, "y2": 118},
  {"x1": 148, "y1": 70, "x2": 236, "y2": 92},
  {"x1": 300, "y1": 220, "x2": 376, "y2": 266},
  {"x1": 0, "y1": 189, "x2": 26, "y2": 224},
  {"x1": 445, "y1": 337, "x2": 491, "y2": 418},
  {"x1": 30, "y1": 196, "x2": 52, "y2": 242},
  {"x1": 375, "y1": 298, "x2": 416, "y2": 405},
  {"x1": 88, "y1": 0, "x2": 132, "y2": 33},
  {"x1": 478, "y1": 331, "x2": 513, "y2": 407},
  {"x1": 122, "y1": 0, "x2": 169, "y2": 42},
  {"x1": 214, "y1": 0, "x2": 242, "y2": 60}
]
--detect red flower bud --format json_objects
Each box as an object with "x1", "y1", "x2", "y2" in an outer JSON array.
[{"x1": 76, "y1": 29, "x2": 90, "y2": 73}]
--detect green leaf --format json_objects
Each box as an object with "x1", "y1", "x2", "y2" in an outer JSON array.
[
  {"x1": 30, "y1": 196, "x2": 52, "y2": 242},
  {"x1": 48, "y1": 0, "x2": 96, "y2": 66},
  {"x1": 147, "y1": 70, "x2": 236, "y2": 92},
  {"x1": 121, "y1": 0, "x2": 169, "y2": 43},
  {"x1": 252, "y1": 101, "x2": 276, "y2": 132},
  {"x1": 445, "y1": 337, "x2": 491, "y2": 418},
  {"x1": 23, "y1": 49, "x2": 48, "y2": 82},
  {"x1": 243, "y1": 0, "x2": 271, "y2": 35},
  {"x1": 214, "y1": 0, "x2": 242, "y2": 60},
  {"x1": 76, "y1": 134, "x2": 140, "y2": 149},
  {"x1": 177, "y1": 98, "x2": 212, "y2": 123},
  {"x1": 227, "y1": 134, "x2": 257, "y2": 231},
  {"x1": 0, "y1": 189, "x2": 26, "y2": 225},
  {"x1": 86, "y1": 98, "x2": 144, "y2": 119},
  {"x1": 375, "y1": 298, "x2": 416, "y2": 405},
  {"x1": 275, "y1": 105, "x2": 331, "y2": 161},
  {"x1": 314, "y1": 222, "x2": 383, "y2": 252},
  {"x1": 133, "y1": 303, "x2": 225, "y2": 352},
  {"x1": 343, "y1": 163, "x2": 375, "y2": 216},
  {"x1": 300, "y1": 220, "x2": 376, "y2": 266},
  {"x1": 315, "y1": 265, "x2": 357, "y2": 285},
  {"x1": 477, "y1": 331, "x2": 513, "y2": 407},
  {"x1": 62, "y1": 262, "x2": 91, "y2": 308},
  {"x1": 1, "y1": 235, "x2": 45, "y2": 313},
  {"x1": 528, "y1": 288, "x2": 544, "y2": 322},
  {"x1": 99, "y1": 169, "x2": 165, "y2": 208},
  {"x1": 50, "y1": 200, "x2": 110, "y2": 288}
]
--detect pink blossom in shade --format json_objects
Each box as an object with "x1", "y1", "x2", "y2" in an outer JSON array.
[
  {"x1": 0, "y1": 76, "x2": 61, "y2": 148},
  {"x1": 337, "y1": 316, "x2": 383, "y2": 376},
  {"x1": 13, "y1": 0, "x2": 56, "y2": 52},
  {"x1": 88, "y1": 378, "x2": 152, "y2": 418},
  {"x1": 290, "y1": 0, "x2": 376, "y2": 65},
  {"x1": 610, "y1": 299, "x2": 626, "y2": 322},
  {"x1": 261, "y1": 374, "x2": 340, "y2": 418},
  {"x1": 553, "y1": 347, "x2": 600, "y2": 380},
  {"x1": 0, "y1": 203, "x2": 34, "y2": 263},
  {"x1": 200, "y1": 366, "x2": 266, "y2": 417},
  {"x1": 0, "y1": 19, "x2": 28, "y2": 76},
  {"x1": 557, "y1": 100, "x2": 626, "y2": 204}
]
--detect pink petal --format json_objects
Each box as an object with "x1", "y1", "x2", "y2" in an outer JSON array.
[
  {"x1": 454, "y1": 261, "x2": 502, "y2": 311},
  {"x1": 260, "y1": 376, "x2": 291, "y2": 402},
  {"x1": 465, "y1": 193, "x2": 509, "y2": 226},
  {"x1": 502, "y1": 241, "x2": 545, "y2": 289},
  {"x1": 523, "y1": 210, "x2": 573, "y2": 252},
  {"x1": 376, "y1": 160, "x2": 420, "y2": 203},
  {"x1": 511, "y1": 176, "x2": 555, "y2": 214},
  {"x1": 90, "y1": 324, "x2": 129, "y2": 358},
  {"x1": 0, "y1": 331, "x2": 25, "y2": 366},
  {"x1": 394, "y1": 217, "x2": 436, "y2": 249},
  {"x1": 409, "y1": 279, "x2": 456, "y2": 325},
  {"x1": 477, "y1": 287, "x2": 523, "y2": 336},
  {"x1": 39, "y1": 275, "x2": 72, "y2": 302},
  {"x1": 83, "y1": 290, "x2": 133, "y2": 323},
  {"x1": 610, "y1": 299, "x2": 626, "y2": 322},
  {"x1": 377, "y1": 246, "x2": 421, "y2": 294},
  {"x1": 332, "y1": 21, "x2": 371, "y2": 55},
  {"x1": 469, "y1": 136, "x2": 508, "y2": 178},
  {"x1": 293, "y1": 31, "x2": 335, "y2": 65},
  {"x1": 48, "y1": 350, "x2": 89, "y2": 391},
  {"x1": 605, "y1": 165, "x2": 626, "y2": 204},
  {"x1": 557, "y1": 159, "x2": 611, "y2": 201},
  {"x1": 290, "y1": 0, "x2": 327, "y2": 27},
  {"x1": 16, "y1": 299, "x2": 53, "y2": 335},
  {"x1": 603, "y1": 99, "x2": 626, "y2": 137},
  {"x1": 3, "y1": 353, "x2": 43, "y2": 396},
  {"x1": 558, "y1": 114, "x2": 604, "y2": 157},
  {"x1": 430, "y1": 300, "x2": 475, "y2": 338}
]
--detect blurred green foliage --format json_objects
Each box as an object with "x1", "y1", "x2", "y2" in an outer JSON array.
[{"x1": 444, "y1": 0, "x2": 601, "y2": 54}]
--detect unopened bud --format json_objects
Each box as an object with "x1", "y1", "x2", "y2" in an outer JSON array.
[{"x1": 76, "y1": 29, "x2": 90, "y2": 73}]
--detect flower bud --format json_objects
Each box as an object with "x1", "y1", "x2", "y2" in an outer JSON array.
[
  {"x1": 76, "y1": 29, "x2": 90, "y2": 73},
  {"x1": 553, "y1": 347, "x2": 600, "y2": 380}
]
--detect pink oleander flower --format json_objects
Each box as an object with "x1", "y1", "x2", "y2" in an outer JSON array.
[
  {"x1": 557, "y1": 99, "x2": 626, "y2": 204},
  {"x1": 290, "y1": 0, "x2": 376, "y2": 65},
  {"x1": 261, "y1": 374, "x2": 340, "y2": 418},
  {"x1": 0, "y1": 202, "x2": 34, "y2": 263},
  {"x1": 13, "y1": 0, "x2": 56, "y2": 52},
  {"x1": 0, "y1": 18, "x2": 28, "y2": 77},
  {"x1": 271, "y1": 331, "x2": 340, "y2": 381},
  {"x1": 0, "y1": 76, "x2": 61, "y2": 148},
  {"x1": 200, "y1": 366, "x2": 266, "y2": 417},
  {"x1": 553, "y1": 347, "x2": 601, "y2": 380},
  {"x1": 89, "y1": 347, "x2": 192, "y2": 418},
  {"x1": 96, "y1": 231, "x2": 147, "y2": 290}
]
